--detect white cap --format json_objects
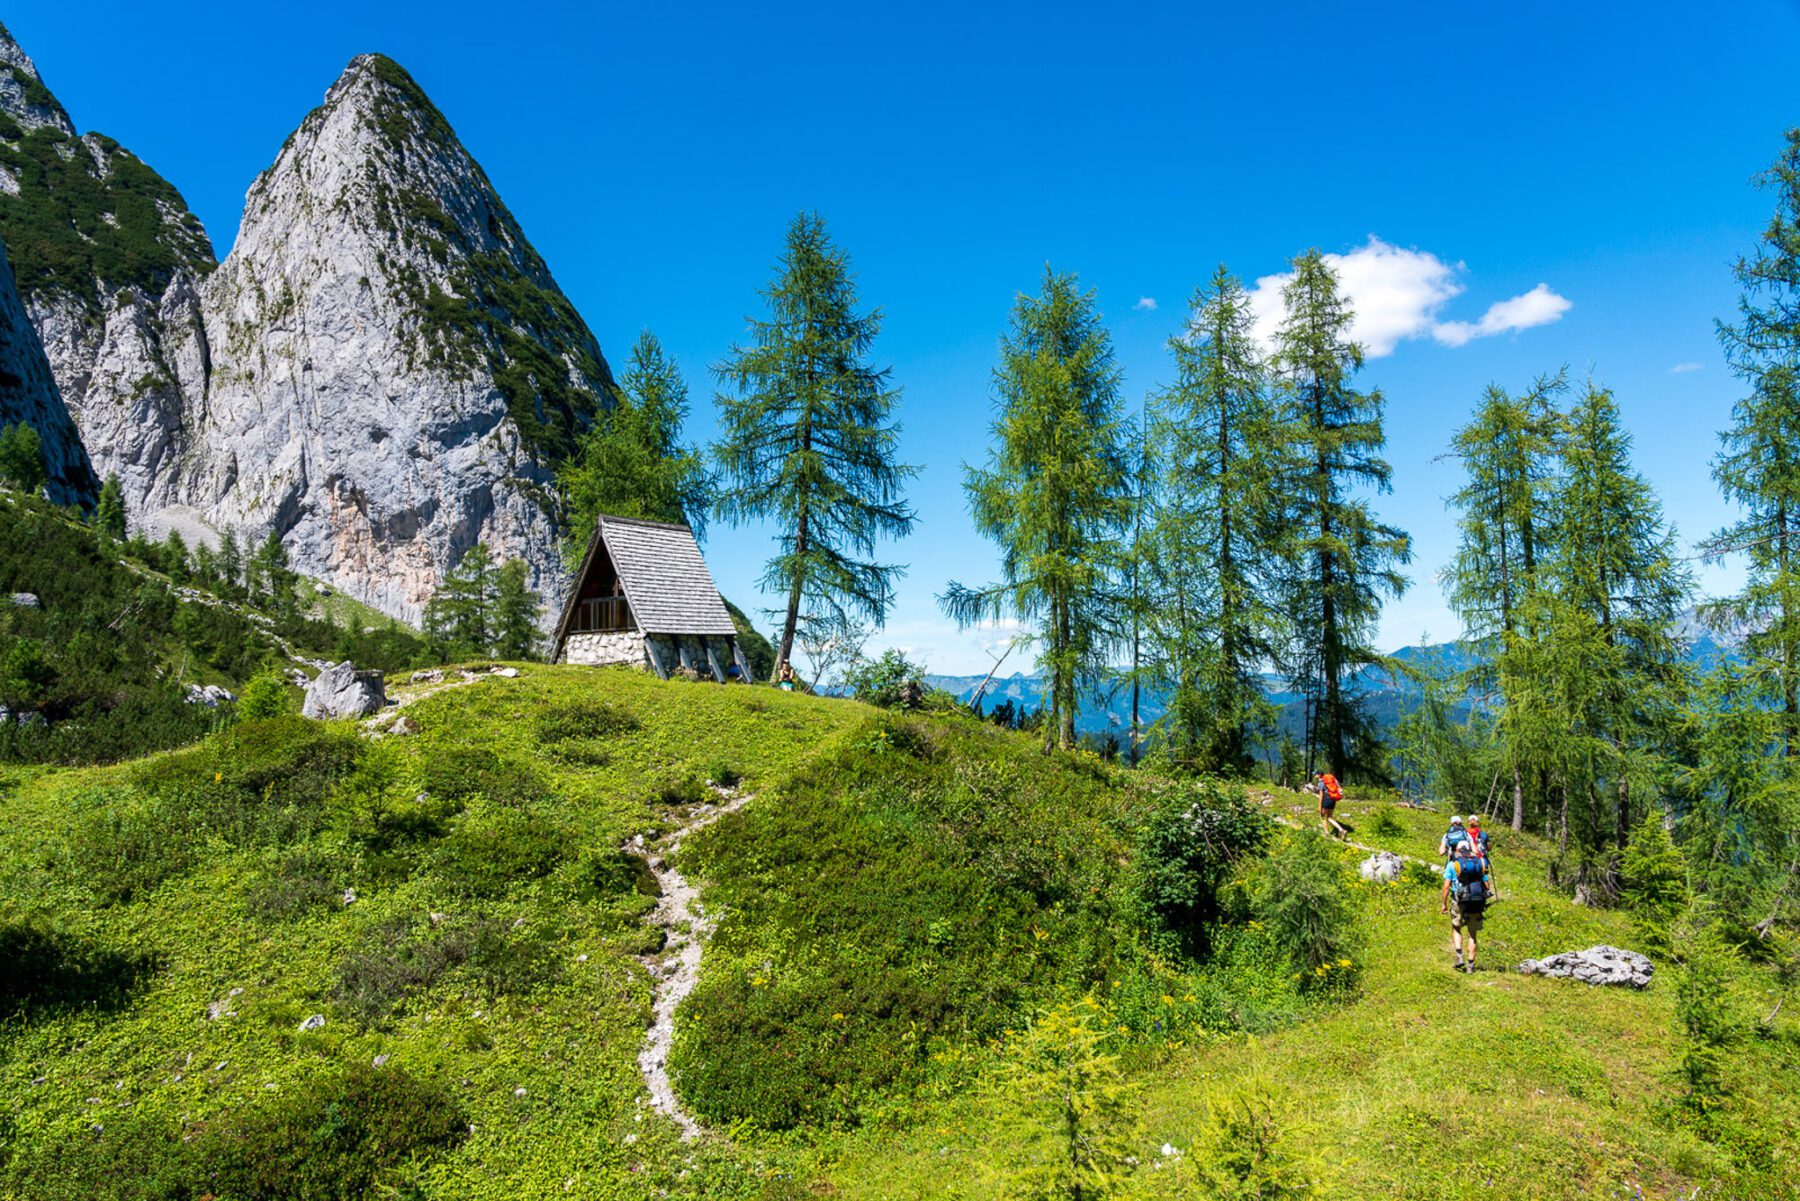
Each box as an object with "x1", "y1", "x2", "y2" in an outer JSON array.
[
  {"x1": 1450, "y1": 815, "x2": 1465, "y2": 826},
  {"x1": 1456, "y1": 840, "x2": 1473, "y2": 854}
]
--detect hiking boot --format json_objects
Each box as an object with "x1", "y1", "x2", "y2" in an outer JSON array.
[{"x1": 1454, "y1": 953, "x2": 1465, "y2": 971}]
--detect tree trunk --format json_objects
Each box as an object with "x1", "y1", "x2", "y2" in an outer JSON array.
[
  {"x1": 773, "y1": 510, "x2": 808, "y2": 682},
  {"x1": 1511, "y1": 764, "x2": 1524, "y2": 832}
]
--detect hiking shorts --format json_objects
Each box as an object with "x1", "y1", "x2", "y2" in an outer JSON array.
[{"x1": 1451, "y1": 903, "x2": 1484, "y2": 935}]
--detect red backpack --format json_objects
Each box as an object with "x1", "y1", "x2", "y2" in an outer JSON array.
[{"x1": 1321, "y1": 773, "x2": 1343, "y2": 802}]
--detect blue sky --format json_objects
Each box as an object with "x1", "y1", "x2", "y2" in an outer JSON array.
[{"x1": 13, "y1": 1, "x2": 1800, "y2": 671}]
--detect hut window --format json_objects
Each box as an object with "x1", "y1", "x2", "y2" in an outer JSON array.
[{"x1": 572, "y1": 594, "x2": 633, "y2": 632}]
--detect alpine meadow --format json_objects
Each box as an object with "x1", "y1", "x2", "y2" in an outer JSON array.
[{"x1": 4, "y1": 5, "x2": 1800, "y2": 1199}]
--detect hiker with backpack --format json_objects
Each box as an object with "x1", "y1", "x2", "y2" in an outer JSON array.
[
  {"x1": 1437, "y1": 815, "x2": 1466, "y2": 865},
  {"x1": 1439, "y1": 838, "x2": 1494, "y2": 972},
  {"x1": 1313, "y1": 770, "x2": 1346, "y2": 839},
  {"x1": 1465, "y1": 816, "x2": 1497, "y2": 900}
]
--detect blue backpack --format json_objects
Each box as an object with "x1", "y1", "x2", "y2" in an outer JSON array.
[{"x1": 1453, "y1": 856, "x2": 1488, "y2": 912}]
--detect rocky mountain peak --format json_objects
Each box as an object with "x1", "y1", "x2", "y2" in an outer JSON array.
[
  {"x1": 0, "y1": 21, "x2": 74, "y2": 137},
  {"x1": 185, "y1": 52, "x2": 614, "y2": 627}
]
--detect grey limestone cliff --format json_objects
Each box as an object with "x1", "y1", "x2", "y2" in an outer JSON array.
[{"x1": 0, "y1": 234, "x2": 93, "y2": 504}]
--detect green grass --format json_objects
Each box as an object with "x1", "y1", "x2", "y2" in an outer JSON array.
[{"x1": 2, "y1": 678, "x2": 1794, "y2": 1199}]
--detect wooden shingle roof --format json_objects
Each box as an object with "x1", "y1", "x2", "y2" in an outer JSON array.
[{"x1": 553, "y1": 515, "x2": 737, "y2": 655}]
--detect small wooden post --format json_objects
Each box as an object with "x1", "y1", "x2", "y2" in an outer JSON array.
[
  {"x1": 676, "y1": 637, "x2": 697, "y2": 675},
  {"x1": 644, "y1": 634, "x2": 670, "y2": 679},
  {"x1": 704, "y1": 638, "x2": 728, "y2": 684},
  {"x1": 731, "y1": 639, "x2": 751, "y2": 683}
]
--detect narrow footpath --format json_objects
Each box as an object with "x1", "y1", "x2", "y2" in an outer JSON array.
[{"x1": 633, "y1": 785, "x2": 751, "y2": 1141}]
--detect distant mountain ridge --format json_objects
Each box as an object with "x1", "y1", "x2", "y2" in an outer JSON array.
[{"x1": 925, "y1": 608, "x2": 1743, "y2": 739}]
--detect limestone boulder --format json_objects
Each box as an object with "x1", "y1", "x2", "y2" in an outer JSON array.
[
  {"x1": 301, "y1": 661, "x2": 386, "y2": 720},
  {"x1": 1358, "y1": 850, "x2": 1406, "y2": 884},
  {"x1": 1517, "y1": 945, "x2": 1652, "y2": 988}
]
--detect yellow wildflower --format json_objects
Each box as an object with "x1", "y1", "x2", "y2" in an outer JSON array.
[{"x1": 831, "y1": 1012, "x2": 846, "y2": 1022}]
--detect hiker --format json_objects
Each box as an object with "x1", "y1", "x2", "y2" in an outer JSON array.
[
  {"x1": 1439, "y1": 839, "x2": 1494, "y2": 973},
  {"x1": 1465, "y1": 816, "x2": 1498, "y2": 900},
  {"x1": 776, "y1": 660, "x2": 795, "y2": 692},
  {"x1": 1314, "y1": 770, "x2": 1346, "y2": 839},
  {"x1": 1437, "y1": 815, "x2": 1466, "y2": 864}
]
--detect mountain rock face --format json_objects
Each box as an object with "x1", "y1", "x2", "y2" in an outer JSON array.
[
  {"x1": 0, "y1": 29, "x2": 615, "y2": 630},
  {"x1": 0, "y1": 21, "x2": 216, "y2": 515},
  {"x1": 0, "y1": 236, "x2": 93, "y2": 504},
  {"x1": 185, "y1": 54, "x2": 613, "y2": 624}
]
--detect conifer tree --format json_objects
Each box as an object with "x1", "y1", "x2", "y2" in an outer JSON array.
[
  {"x1": 713, "y1": 213, "x2": 917, "y2": 677},
  {"x1": 942, "y1": 268, "x2": 1134, "y2": 750},
  {"x1": 0, "y1": 422, "x2": 46, "y2": 494},
  {"x1": 1444, "y1": 373, "x2": 1565, "y2": 829},
  {"x1": 249, "y1": 531, "x2": 296, "y2": 616},
  {"x1": 94, "y1": 474, "x2": 127, "y2": 540},
  {"x1": 425, "y1": 542, "x2": 497, "y2": 659},
  {"x1": 558, "y1": 330, "x2": 711, "y2": 566},
  {"x1": 216, "y1": 527, "x2": 244, "y2": 599},
  {"x1": 1530, "y1": 384, "x2": 1691, "y2": 899},
  {"x1": 1706, "y1": 128, "x2": 1800, "y2": 757},
  {"x1": 492, "y1": 559, "x2": 542, "y2": 660},
  {"x1": 1270, "y1": 250, "x2": 1411, "y2": 779},
  {"x1": 1142, "y1": 266, "x2": 1281, "y2": 774},
  {"x1": 162, "y1": 529, "x2": 190, "y2": 584}
]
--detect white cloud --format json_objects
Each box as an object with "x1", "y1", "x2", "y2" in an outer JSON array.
[
  {"x1": 1134, "y1": 296, "x2": 1158, "y2": 312},
  {"x1": 1671, "y1": 361, "x2": 1704, "y2": 373},
  {"x1": 1243, "y1": 237, "x2": 1570, "y2": 358}
]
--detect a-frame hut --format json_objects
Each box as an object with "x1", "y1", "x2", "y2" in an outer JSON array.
[{"x1": 550, "y1": 514, "x2": 748, "y2": 681}]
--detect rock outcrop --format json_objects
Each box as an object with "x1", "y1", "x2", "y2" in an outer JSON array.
[
  {"x1": 301, "y1": 661, "x2": 386, "y2": 719},
  {"x1": 183, "y1": 54, "x2": 613, "y2": 626},
  {"x1": 1517, "y1": 945, "x2": 1653, "y2": 988},
  {"x1": 0, "y1": 28, "x2": 615, "y2": 632},
  {"x1": 1358, "y1": 850, "x2": 1405, "y2": 884},
  {"x1": 0, "y1": 236, "x2": 94, "y2": 504},
  {"x1": 0, "y1": 21, "x2": 214, "y2": 516}
]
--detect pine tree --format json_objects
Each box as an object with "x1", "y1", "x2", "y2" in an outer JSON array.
[
  {"x1": 492, "y1": 559, "x2": 542, "y2": 660},
  {"x1": 249, "y1": 531, "x2": 296, "y2": 616},
  {"x1": 425, "y1": 543, "x2": 497, "y2": 658},
  {"x1": 1142, "y1": 266, "x2": 1281, "y2": 774},
  {"x1": 0, "y1": 422, "x2": 46, "y2": 494},
  {"x1": 1443, "y1": 373, "x2": 1565, "y2": 829},
  {"x1": 713, "y1": 213, "x2": 917, "y2": 678},
  {"x1": 1532, "y1": 383, "x2": 1692, "y2": 900},
  {"x1": 1706, "y1": 128, "x2": 1800, "y2": 758},
  {"x1": 558, "y1": 330, "x2": 712, "y2": 566},
  {"x1": 942, "y1": 268, "x2": 1134, "y2": 750},
  {"x1": 162, "y1": 529, "x2": 190, "y2": 584},
  {"x1": 94, "y1": 474, "x2": 127, "y2": 540},
  {"x1": 216, "y1": 527, "x2": 243, "y2": 599},
  {"x1": 1270, "y1": 250, "x2": 1411, "y2": 779}
]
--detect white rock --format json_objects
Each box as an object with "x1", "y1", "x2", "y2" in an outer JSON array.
[
  {"x1": 1517, "y1": 945, "x2": 1653, "y2": 989},
  {"x1": 302, "y1": 661, "x2": 385, "y2": 719},
  {"x1": 298, "y1": 1014, "x2": 326, "y2": 1031},
  {"x1": 1358, "y1": 850, "x2": 1405, "y2": 884}
]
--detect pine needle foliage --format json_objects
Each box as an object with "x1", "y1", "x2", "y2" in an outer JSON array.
[
  {"x1": 1140, "y1": 266, "x2": 1283, "y2": 774},
  {"x1": 712, "y1": 213, "x2": 917, "y2": 678},
  {"x1": 1269, "y1": 250, "x2": 1410, "y2": 780},
  {"x1": 942, "y1": 268, "x2": 1133, "y2": 749},
  {"x1": 556, "y1": 330, "x2": 711, "y2": 567}
]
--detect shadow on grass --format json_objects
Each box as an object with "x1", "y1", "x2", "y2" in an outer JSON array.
[{"x1": 0, "y1": 923, "x2": 160, "y2": 1018}]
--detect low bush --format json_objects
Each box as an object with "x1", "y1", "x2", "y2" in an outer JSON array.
[
  {"x1": 1368, "y1": 804, "x2": 1406, "y2": 838},
  {"x1": 671, "y1": 718, "x2": 1137, "y2": 1129},
  {"x1": 0, "y1": 921, "x2": 160, "y2": 1018},
  {"x1": 417, "y1": 745, "x2": 545, "y2": 808},
  {"x1": 1134, "y1": 779, "x2": 1272, "y2": 958},
  {"x1": 1622, "y1": 809, "x2": 1688, "y2": 957},
  {"x1": 59, "y1": 785, "x2": 198, "y2": 904},
  {"x1": 572, "y1": 846, "x2": 660, "y2": 901},
  {"x1": 245, "y1": 844, "x2": 346, "y2": 920},
  {"x1": 334, "y1": 913, "x2": 557, "y2": 1024},
  {"x1": 431, "y1": 805, "x2": 566, "y2": 897}
]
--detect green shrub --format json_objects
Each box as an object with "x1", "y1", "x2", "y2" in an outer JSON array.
[
  {"x1": 0, "y1": 921, "x2": 159, "y2": 1017},
  {"x1": 59, "y1": 785, "x2": 198, "y2": 903},
  {"x1": 334, "y1": 914, "x2": 556, "y2": 1024},
  {"x1": 1674, "y1": 914, "x2": 1739, "y2": 1112},
  {"x1": 1252, "y1": 830, "x2": 1361, "y2": 990},
  {"x1": 237, "y1": 663, "x2": 295, "y2": 719},
  {"x1": 843, "y1": 648, "x2": 926, "y2": 709},
  {"x1": 432, "y1": 805, "x2": 566, "y2": 896},
  {"x1": 417, "y1": 745, "x2": 545, "y2": 807},
  {"x1": 994, "y1": 999, "x2": 1139, "y2": 1199},
  {"x1": 672, "y1": 720, "x2": 1133, "y2": 1129},
  {"x1": 205, "y1": 1064, "x2": 466, "y2": 1199},
  {"x1": 246, "y1": 845, "x2": 345, "y2": 920},
  {"x1": 1175, "y1": 1077, "x2": 1320, "y2": 1199},
  {"x1": 1134, "y1": 779, "x2": 1272, "y2": 958},
  {"x1": 1368, "y1": 804, "x2": 1405, "y2": 839},
  {"x1": 572, "y1": 847, "x2": 660, "y2": 901},
  {"x1": 532, "y1": 698, "x2": 639, "y2": 743}
]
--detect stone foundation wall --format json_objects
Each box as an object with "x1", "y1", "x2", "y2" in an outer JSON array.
[{"x1": 561, "y1": 630, "x2": 647, "y2": 668}]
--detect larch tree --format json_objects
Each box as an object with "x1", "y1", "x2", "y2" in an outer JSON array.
[
  {"x1": 558, "y1": 330, "x2": 711, "y2": 567},
  {"x1": 1706, "y1": 128, "x2": 1800, "y2": 758},
  {"x1": 1443, "y1": 373, "x2": 1565, "y2": 829},
  {"x1": 942, "y1": 267, "x2": 1134, "y2": 751},
  {"x1": 712, "y1": 213, "x2": 917, "y2": 678},
  {"x1": 1533, "y1": 384, "x2": 1691, "y2": 900},
  {"x1": 94, "y1": 474, "x2": 127, "y2": 540},
  {"x1": 492, "y1": 559, "x2": 542, "y2": 660},
  {"x1": 1142, "y1": 265, "x2": 1281, "y2": 774},
  {"x1": 1270, "y1": 249, "x2": 1411, "y2": 779},
  {"x1": 425, "y1": 542, "x2": 497, "y2": 659}
]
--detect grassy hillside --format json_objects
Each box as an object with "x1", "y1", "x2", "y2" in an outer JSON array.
[{"x1": 1, "y1": 668, "x2": 1795, "y2": 1199}]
